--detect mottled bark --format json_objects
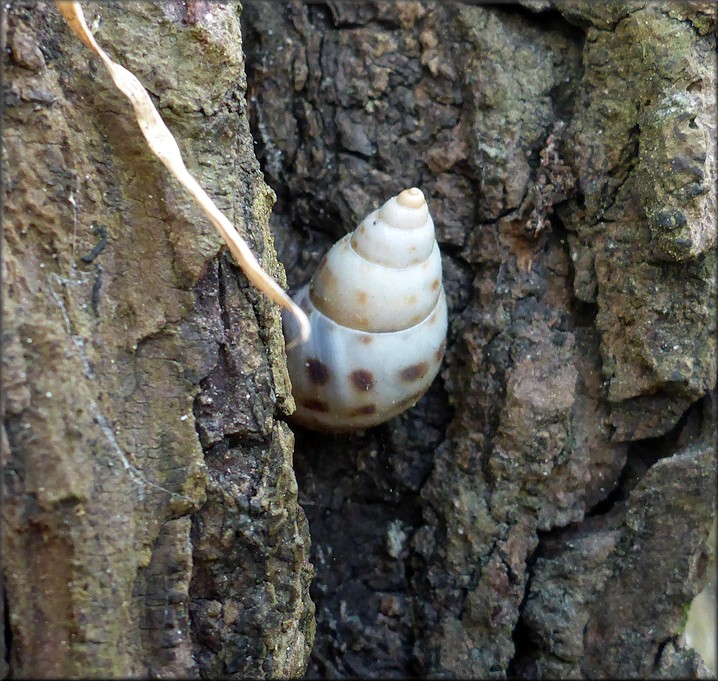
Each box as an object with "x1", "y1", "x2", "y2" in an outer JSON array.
[
  {"x1": 3, "y1": 0, "x2": 716, "y2": 679},
  {"x1": 241, "y1": 1, "x2": 716, "y2": 678},
  {"x1": 2, "y1": 1, "x2": 312, "y2": 678}
]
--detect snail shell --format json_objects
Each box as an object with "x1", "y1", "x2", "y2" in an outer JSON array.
[{"x1": 283, "y1": 188, "x2": 448, "y2": 432}]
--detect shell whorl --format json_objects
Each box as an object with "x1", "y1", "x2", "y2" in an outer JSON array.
[{"x1": 309, "y1": 188, "x2": 442, "y2": 333}]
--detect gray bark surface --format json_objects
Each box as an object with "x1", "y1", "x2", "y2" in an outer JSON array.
[{"x1": 242, "y1": 1, "x2": 716, "y2": 678}]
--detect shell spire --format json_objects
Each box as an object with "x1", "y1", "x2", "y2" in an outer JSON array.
[
  {"x1": 397, "y1": 187, "x2": 425, "y2": 208},
  {"x1": 308, "y1": 188, "x2": 441, "y2": 333}
]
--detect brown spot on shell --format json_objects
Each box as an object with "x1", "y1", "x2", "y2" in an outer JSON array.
[
  {"x1": 404, "y1": 294, "x2": 417, "y2": 306},
  {"x1": 431, "y1": 278, "x2": 440, "y2": 291},
  {"x1": 357, "y1": 291, "x2": 368, "y2": 304},
  {"x1": 305, "y1": 358, "x2": 331, "y2": 385},
  {"x1": 400, "y1": 362, "x2": 429, "y2": 382},
  {"x1": 311, "y1": 264, "x2": 339, "y2": 303},
  {"x1": 348, "y1": 404, "x2": 377, "y2": 417},
  {"x1": 408, "y1": 313, "x2": 425, "y2": 326},
  {"x1": 350, "y1": 369, "x2": 375, "y2": 391},
  {"x1": 299, "y1": 398, "x2": 330, "y2": 412},
  {"x1": 359, "y1": 225, "x2": 366, "y2": 234},
  {"x1": 435, "y1": 339, "x2": 447, "y2": 362},
  {"x1": 319, "y1": 264, "x2": 337, "y2": 284},
  {"x1": 421, "y1": 261, "x2": 430, "y2": 270},
  {"x1": 360, "y1": 335, "x2": 373, "y2": 344}
]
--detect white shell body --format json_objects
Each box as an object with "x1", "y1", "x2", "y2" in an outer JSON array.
[{"x1": 283, "y1": 188, "x2": 448, "y2": 432}]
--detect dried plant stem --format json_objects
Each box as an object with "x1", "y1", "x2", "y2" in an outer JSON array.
[{"x1": 54, "y1": 1, "x2": 311, "y2": 345}]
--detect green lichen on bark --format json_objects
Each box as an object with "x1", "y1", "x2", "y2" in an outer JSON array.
[{"x1": 559, "y1": 3, "x2": 717, "y2": 438}]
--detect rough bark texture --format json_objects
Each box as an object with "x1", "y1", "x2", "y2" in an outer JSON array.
[
  {"x1": 2, "y1": 1, "x2": 313, "y2": 678},
  {"x1": 241, "y1": 0, "x2": 717, "y2": 678},
  {"x1": 2, "y1": 1, "x2": 716, "y2": 679}
]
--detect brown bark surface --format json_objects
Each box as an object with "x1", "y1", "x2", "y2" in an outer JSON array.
[
  {"x1": 2, "y1": 2, "x2": 312, "y2": 677},
  {"x1": 2, "y1": 1, "x2": 716, "y2": 679},
  {"x1": 242, "y1": 1, "x2": 716, "y2": 678}
]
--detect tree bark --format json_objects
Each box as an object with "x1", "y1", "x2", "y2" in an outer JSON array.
[
  {"x1": 2, "y1": 2, "x2": 312, "y2": 677},
  {"x1": 2, "y1": 1, "x2": 716, "y2": 680},
  {"x1": 242, "y1": 1, "x2": 716, "y2": 678}
]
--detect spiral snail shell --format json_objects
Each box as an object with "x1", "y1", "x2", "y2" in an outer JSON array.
[{"x1": 282, "y1": 188, "x2": 448, "y2": 432}]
